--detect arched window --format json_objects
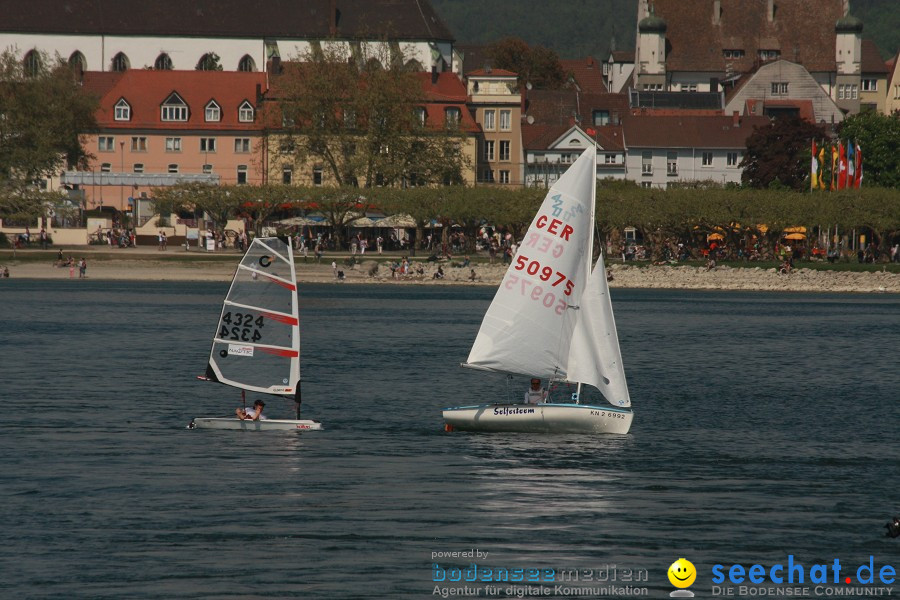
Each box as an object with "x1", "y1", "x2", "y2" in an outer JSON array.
[
  {"x1": 365, "y1": 58, "x2": 383, "y2": 71},
  {"x1": 23, "y1": 50, "x2": 42, "y2": 76},
  {"x1": 68, "y1": 51, "x2": 86, "y2": 74},
  {"x1": 196, "y1": 53, "x2": 221, "y2": 71},
  {"x1": 238, "y1": 55, "x2": 256, "y2": 72},
  {"x1": 404, "y1": 59, "x2": 424, "y2": 72},
  {"x1": 155, "y1": 53, "x2": 173, "y2": 70},
  {"x1": 111, "y1": 52, "x2": 130, "y2": 72}
]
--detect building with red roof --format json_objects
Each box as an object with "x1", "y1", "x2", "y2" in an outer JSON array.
[{"x1": 64, "y1": 69, "x2": 269, "y2": 211}]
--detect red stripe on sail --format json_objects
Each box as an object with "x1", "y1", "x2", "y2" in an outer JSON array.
[
  {"x1": 258, "y1": 347, "x2": 299, "y2": 357},
  {"x1": 258, "y1": 272, "x2": 296, "y2": 291},
  {"x1": 260, "y1": 311, "x2": 299, "y2": 326}
]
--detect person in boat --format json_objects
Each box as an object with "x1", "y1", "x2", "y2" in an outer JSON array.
[
  {"x1": 524, "y1": 378, "x2": 548, "y2": 404},
  {"x1": 236, "y1": 399, "x2": 266, "y2": 421}
]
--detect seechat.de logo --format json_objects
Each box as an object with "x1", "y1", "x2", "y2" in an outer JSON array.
[{"x1": 668, "y1": 558, "x2": 697, "y2": 598}]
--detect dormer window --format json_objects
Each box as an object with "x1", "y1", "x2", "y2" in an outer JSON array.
[
  {"x1": 238, "y1": 101, "x2": 255, "y2": 123},
  {"x1": 723, "y1": 49, "x2": 745, "y2": 59},
  {"x1": 205, "y1": 101, "x2": 221, "y2": 122},
  {"x1": 444, "y1": 107, "x2": 460, "y2": 127},
  {"x1": 758, "y1": 49, "x2": 780, "y2": 61},
  {"x1": 161, "y1": 93, "x2": 188, "y2": 122},
  {"x1": 114, "y1": 98, "x2": 131, "y2": 121}
]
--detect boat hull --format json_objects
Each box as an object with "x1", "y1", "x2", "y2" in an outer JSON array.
[
  {"x1": 442, "y1": 403, "x2": 632, "y2": 434},
  {"x1": 190, "y1": 418, "x2": 323, "y2": 431}
]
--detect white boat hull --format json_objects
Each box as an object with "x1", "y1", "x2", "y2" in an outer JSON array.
[
  {"x1": 442, "y1": 403, "x2": 632, "y2": 434},
  {"x1": 190, "y1": 418, "x2": 323, "y2": 431}
]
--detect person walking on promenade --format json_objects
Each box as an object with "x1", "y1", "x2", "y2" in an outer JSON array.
[{"x1": 78, "y1": 258, "x2": 87, "y2": 278}]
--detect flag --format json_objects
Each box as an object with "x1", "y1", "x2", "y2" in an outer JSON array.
[
  {"x1": 846, "y1": 140, "x2": 855, "y2": 185},
  {"x1": 817, "y1": 144, "x2": 827, "y2": 190},
  {"x1": 855, "y1": 141, "x2": 863, "y2": 188},
  {"x1": 810, "y1": 140, "x2": 819, "y2": 190},
  {"x1": 830, "y1": 143, "x2": 839, "y2": 191},
  {"x1": 837, "y1": 141, "x2": 848, "y2": 189}
]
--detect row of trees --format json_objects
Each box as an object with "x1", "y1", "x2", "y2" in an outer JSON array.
[{"x1": 151, "y1": 181, "x2": 900, "y2": 260}]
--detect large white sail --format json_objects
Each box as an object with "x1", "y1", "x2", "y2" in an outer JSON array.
[
  {"x1": 466, "y1": 146, "x2": 597, "y2": 380},
  {"x1": 205, "y1": 237, "x2": 300, "y2": 395},
  {"x1": 566, "y1": 252, "x2": 631, "y2": 407}
]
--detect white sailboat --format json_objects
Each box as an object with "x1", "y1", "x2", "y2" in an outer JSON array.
[
  {"x1": 190, "y1": 237, "x2": 323, "y2": 431},
  {"x1": 443, "y1": 146, "x2": 633, "y2": 434}
]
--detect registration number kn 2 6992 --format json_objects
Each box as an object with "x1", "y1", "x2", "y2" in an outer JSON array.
[{"x1": 590, "y1": 410, "x2": 626, "y2": 419}]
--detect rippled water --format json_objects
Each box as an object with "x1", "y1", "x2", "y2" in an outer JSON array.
[{"x1": 1, "y1": 281, "x2": 898, "y2": 599}]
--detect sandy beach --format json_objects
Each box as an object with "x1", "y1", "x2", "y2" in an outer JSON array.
[{"x1": 1, "y1": 249, "x2": 897, "y2": 293}]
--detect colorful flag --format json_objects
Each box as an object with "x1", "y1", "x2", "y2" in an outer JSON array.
[
  {"x1": 846, "y1": 140, "x2": 855, "y2": 185},
  {"x1": 817, "y1": 144, "x2": 827, "y2": 190},
  {"x1": 837, "y1": 141, "x2": 847, "y2": 189},
  {"x1": 811, "y1": 140, "x2": 819, "y2": 190},
  {"x1": 830, "y1": 143, "x2": 839, "y2": 191},
  {"x1": 855, "y1": 141, "x2": 863, "y2": 188}
]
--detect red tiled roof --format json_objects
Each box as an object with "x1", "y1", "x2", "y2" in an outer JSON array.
[
  {"x1": 521, "y1": 123, "x2": 570, "y2": 150},
  {"x1": 622, "y1": 114, "x2": 772, "y2": 148},
  {"x1": 414, "y1": 71, "x2": 467, "y2": 101},
  {"x1": 651, "y1": 0, "x2": 844, "y2": 74},
  {"x1": 467, "y1": 68, "x2": 517, "y2": 78},
  {"x1": 861, "y1": 39, "x2": 890, "y2": 74},
  {"x1": 609, "y1": 51, "x2": 634, "y2": 63},
  {"x1": 85, "y1": 70, "x2": 268, "y2": 131},
  {"x1": 745, "y1": 99, "x2": 815, "y2": 121},
  {"x1": 560, "y1": 56, "x2": 607, "y2": 94}
]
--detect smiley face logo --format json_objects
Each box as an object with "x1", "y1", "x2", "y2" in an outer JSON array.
[{"x1": 668, "y1": 558, "x2": 696, "y2": 589}]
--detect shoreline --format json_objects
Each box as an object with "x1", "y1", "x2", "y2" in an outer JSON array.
[{"x1": 0, "y1": 251, "x2": 897, "y2": 293}]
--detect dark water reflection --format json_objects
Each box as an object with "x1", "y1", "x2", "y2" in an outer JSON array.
[{"x1": 1, "y1": 281, "x2": 897, "y2": 598}]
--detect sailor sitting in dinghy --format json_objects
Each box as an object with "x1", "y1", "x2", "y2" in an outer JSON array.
[
  {"x1": 524, "y1": 379, "x2": 548, "y2": 404},
  {"x1": 236, "y1": 400, "x2": 267, "y2": 421}
]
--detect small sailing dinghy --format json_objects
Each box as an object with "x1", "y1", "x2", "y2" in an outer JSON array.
[
  {"x1": 190, "y1": 236, "x2": 323, "y2": 431},
  {"x1": 443, "y1": 146, "x2": 633, "y2": 434}
]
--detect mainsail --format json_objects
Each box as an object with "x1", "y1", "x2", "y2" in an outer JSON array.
[
  {"x1": 205, "y1": 237, "x2": 300, "y2": 396},
  {"x1": 465, "y1": 146, "x2": 629, "y2": 407}
]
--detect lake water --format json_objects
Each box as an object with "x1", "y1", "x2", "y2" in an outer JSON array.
[{"x1": 1, "y1": 281, "x2": 898, "y2": 599}]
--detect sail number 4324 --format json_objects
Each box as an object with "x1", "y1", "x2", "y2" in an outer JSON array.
[{"x1": 219, "y1": 312, "x2": 264, "y2": 342}]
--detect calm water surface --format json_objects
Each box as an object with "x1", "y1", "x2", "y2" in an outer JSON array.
[{"x1": 1, "y1": 281, "x2": 898, "y2": 599}]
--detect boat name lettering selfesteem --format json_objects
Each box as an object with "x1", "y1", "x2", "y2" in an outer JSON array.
[{"x1": 493, "y1": 407, "x2": 536, "y2": 416}]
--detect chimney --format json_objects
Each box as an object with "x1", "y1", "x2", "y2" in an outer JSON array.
[
  {"x1": 431, "y1": 65, "x2": 438, "y2": 85},
  {"x1": 767, "y1": 0, "x2": 775, "y2": 22},
  {"x1": 732, "y1": 111, "x2": 740, "y2": 127},
  {"x1": 713, "y1": 0, "x2": 721, "y2": 25},
  {"x1": 255, "y1": 83, "x2": 262, "y2": 104},
  {"x1": 329, "y1": 0, "x2": 338, "y2": 35}
]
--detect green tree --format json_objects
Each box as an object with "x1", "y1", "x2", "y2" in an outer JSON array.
[
  {"x1": 740, "y1": 116, "x2": 827, "y2": 190},
  {"x1": 487, "y1": 37, "x2": 565, "y2": 89},
  {"x1": 0, "y1": 49, "x2": 97, "y2": 218},
  {"x1": 151, "y1": 183, "x2": 243, "y2": 238},
  {"x1": 837, "y1": 111, "x2": 900, "y2": 188},
  {"x1": 271, "y1": 40, "x2": 469, "y2": 188}
]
